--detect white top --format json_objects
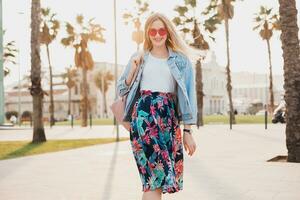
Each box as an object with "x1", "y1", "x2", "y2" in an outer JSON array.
[{"x1": 140, "y1": 53, "x2": 176, "y2": 93}]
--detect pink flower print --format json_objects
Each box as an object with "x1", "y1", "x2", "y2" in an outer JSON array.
[
  {"x1": 142, "y1": 134, "x2": 151, "y2": 144},
  {"x1": 158, "y1": 117, "x2": 165, "y2": 132},
  {"x1": 140, "y1": 166, "x2": 146, "y2": 174},
  {"x1": 161, "y1": 150, "x2": 169, "y2": 161},
  {"x1": 163, "y1": 97, "x2": 169, "y2": 105},
  {"x1": 167, "y1": 187, "x2": 173, "y2": 193},
  {"x1": 149, "y1": 127, "x2": 158, "y2": 138},
  {"x1": 157, "y1": 101, "x2": 164, "y2": 111},
  {"x1": 175, "y1": 159, "x2": 183, "y2": 177},
  {"x1": 170, "y1": 109, "x2": 175, "y2": 117},
  {"x1": 156, "y1": 160, "x2": 164, "y2": 171},
  {"x1": 132, "y1": 139, "x2": 142, "y2": 152},
  {"x1": 150, "y1": 105, "x2": 156, "y2": 116},
  {"x1": 148, "y1": 161, "x2": 155, "y2": 171},
  {"x1": 143, "y1": 90, "x2": 152, "y2": 96},
  {"x1": 145, "y1": 122, "x2": 158, "y2": 138},
  {"x1": 175, "y1": 127, "x2": 182, "y2": 141},
  {"x1": 172, "y1": 142, "x2": 177, "y2": 155},
  {"x1": 168, "y1": 118, "x2": 172, "y2": 127},
  {"x1": 153, "y1": 144, "x2": 160, "y2": 152}
]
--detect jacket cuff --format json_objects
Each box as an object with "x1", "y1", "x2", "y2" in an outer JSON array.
[
  {"x1": 182, "y1": 113, "x2": 197, "y2": 125},
  {"x1": 119, "y1": 79, "x2": 130, "y2": 96}
]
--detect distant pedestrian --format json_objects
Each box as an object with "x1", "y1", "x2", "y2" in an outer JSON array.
[{"x1": 10, "y1": 115, "x2": 17, "y2": 125}]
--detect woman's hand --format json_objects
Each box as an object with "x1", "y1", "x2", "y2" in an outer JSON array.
[
  {"x1": 130, "y1": 52, "x2": 143, "y2": 74},
  {"x1": 125, "y1": 52, "x2": 143, "y2": 86},
  {"x1": 183, "y1": 132, "x2": 196, "y2": 156}
]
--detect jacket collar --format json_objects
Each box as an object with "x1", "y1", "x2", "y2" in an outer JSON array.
[{"x1": 143, "y1": 46, "x2": 177, "y2": 62}]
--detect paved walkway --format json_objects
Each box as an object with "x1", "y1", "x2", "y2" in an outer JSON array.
[
  {"x1": 0, "y1": 124, "x2": 299, "y2": 200},
  {"x1": 0, "y1": 125, "x2": 129, "y2": 141}
]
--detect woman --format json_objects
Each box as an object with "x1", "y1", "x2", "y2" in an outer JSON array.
[{"x1": 117, "y1": 12, "x2": 197, "y2": 200}]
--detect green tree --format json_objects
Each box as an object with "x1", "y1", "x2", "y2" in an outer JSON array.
[
  {"x1": 202, "y1": 0, "x2": 242, "y2": 124},
  {"x1": 278, "y1": 0, "x2": 300, "y2": 162},
  {"x1": 3, "y1": 38, "x2": 17, "y2": 77},
  {"x1": 61, "y1": 15, "x2": 105, "y2": 127},
  {"x1": 253, "y1": 6, "x2": 280, "y2": 114},
  {"x1": 94, "y1": 69, "x2": 114, "y2": 118},
  {"x1": 173, "y1": 0, "x2": 210, "y2": 127},
  {"x1": 40, "y1": 7, "x2": 60, "y2": 126},
  {"x1": 123, "y1": 0, "x2": 150, "y2": 50},
  {"x1": 30, "y1": 0, "x2": 46, "y2": 142}
]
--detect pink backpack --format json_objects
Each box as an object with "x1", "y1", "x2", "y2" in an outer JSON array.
[{"x1": 110, "y1": 61, "x2": 140, "y2": 131}]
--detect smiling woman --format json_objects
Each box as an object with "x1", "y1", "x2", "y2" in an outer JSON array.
[{"x1": 116, "y1": 12, "x2": 198, "y2": 200}]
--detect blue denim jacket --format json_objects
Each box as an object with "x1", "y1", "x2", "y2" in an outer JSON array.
[{"x1": 117, "y1": 48, "x2": 197, "y2": 125}]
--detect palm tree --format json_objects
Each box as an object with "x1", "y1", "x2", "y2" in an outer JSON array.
[
  {"x1": 253, "y1": 6, "x2": 280, "y2": 114},
  {"x1": 61, "y1": 15, "x2": 105, "y2": 127},
  {"x1": 40, "y1": 8, "x2": 60, "y2": 126},
  {"x1": 3, "y1": 31, "x2": 18, "y2": 77},
  {"x1": 123, "y1": 0, "x2": 150, "y2": 50},
  {"x1": 94, "y1": 69, "x2": 114, "y2": 118},
  {"x1": 30, "y1": 0, "x2": 46, "y2": 142},
  {"x1": 63, "y1": 66, "x2": 77, "y2": 115},
  {"x1": 202, "y1": 0, "x2": 241, "y2": 124},
  {"x1": 173, "y1": 0, "x2": 210, "y2": 127},
  {"x1": 278, "y1": 0, "x2": 300, "y2": 162}
]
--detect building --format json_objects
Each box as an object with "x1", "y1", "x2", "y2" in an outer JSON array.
[
  {"x1": 202, "y1": 52, "x2": 228, "y2": 115},
  {"x1": 231, "y1": 72, "x2": 284, "y2": 113},
  {"x1": 4, "y1": 62, "x2": 125, "y2": 121}
]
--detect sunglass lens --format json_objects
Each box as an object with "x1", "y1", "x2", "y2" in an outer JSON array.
[
  {"x1": 158, "y1": 28, "x2": 167, "y2": 36},
  {"x1": 149, "y1": 29, "x2": 157, "y2": 36}
]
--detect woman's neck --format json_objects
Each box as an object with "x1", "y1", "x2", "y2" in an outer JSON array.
[{"x1": 150, "y1": 46, "x2": 169, "y2": 59}]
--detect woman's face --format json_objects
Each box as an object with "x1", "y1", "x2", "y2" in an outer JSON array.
[{"x1": 148, "y1": 19, "x2": 168, "y2": 48}]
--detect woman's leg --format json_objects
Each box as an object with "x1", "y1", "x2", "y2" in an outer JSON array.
[{"x1": 142, "y1": 188, "x2": 162, "y2": 200}]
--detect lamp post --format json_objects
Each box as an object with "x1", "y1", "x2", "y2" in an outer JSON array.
[
  {"x1": 265, "y1": 72, "x2": 268, "y2": 130},
  {"x1": 17, "y1": 11, "x2": 24, "y2": 126},
  {"x1": 0, "y1": 0, "x2": 4, "y2": 125},
  {"x1": 113, "y1": 0, "x2": 119, "y2": 141}
]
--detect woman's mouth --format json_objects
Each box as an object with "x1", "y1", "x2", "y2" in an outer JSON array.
[{"x1": 154, "y1": 38, "x2": 163, "y2": 42}]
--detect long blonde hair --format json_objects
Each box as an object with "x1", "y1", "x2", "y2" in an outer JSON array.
[{"x1": 143, "y1": 12, "x2": 196, "y2": 58}]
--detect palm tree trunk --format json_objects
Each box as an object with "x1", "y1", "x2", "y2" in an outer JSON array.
[
  {"x1": 224, "y1": 18, "x2": 236, "y2": 124},
  {"x1": 81, "y1": 68, "x2": 88, "y2": 127},
  {"x1": 46, "y1": 44, "x2": 55, "y2": 126},
  {"x1": 279, "y1": 0, "x2": 300, "y2": 162},
  {"x1": 103, "y1": 91, "x2": 108, "y2": 118},
  {"x1": 196, "y1": 59, "x2": 204, "y2": 127},
  {"x1": 266, "y1": 39, "x2": 275, "y2": 114},
  {"x1": 68, "y1": 87, "x2": 71, "y2": 115},
  {"x1": 30, "y1": 0, "x2": 46, "y2": 142}
]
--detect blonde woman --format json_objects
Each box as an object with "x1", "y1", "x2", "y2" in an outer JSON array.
[{"x1": 117, "y1": 12, "x2": 197, "y2": 200}]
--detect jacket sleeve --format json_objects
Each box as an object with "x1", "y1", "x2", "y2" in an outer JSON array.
[
  {"x1": 183, "y1": 58, "x2": 198, "y2": 125},
  {"x1": 116, "y1": 52, "x2": 138, "y2": 97}
]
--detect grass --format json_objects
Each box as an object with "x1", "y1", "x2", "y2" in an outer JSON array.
[
  {"x1": 49, "y1": 115, "x2": 272, "y2": 126},
  {"x1": 0, "y1": 137, "x2": 129, "y2": 160},
  {"x1": 204, "y1": 115, "x2": 272, "y2": 124},
  {"x1": 18, "y1": 115, "x2": 274, "y2": 127}
]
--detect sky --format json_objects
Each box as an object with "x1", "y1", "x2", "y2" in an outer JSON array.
[{"x1": 3, "y1": 0, "x2": 300, "y2": 87}]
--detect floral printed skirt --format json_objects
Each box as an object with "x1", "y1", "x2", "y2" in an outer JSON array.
[{"x1": 129, "y1": 89, "x2": 183, "y2": 194}]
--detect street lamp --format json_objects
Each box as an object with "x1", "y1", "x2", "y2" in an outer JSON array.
[
  {"x1": 0, "y1": 0, "x2": 4, "y2": 125},
  {"x1": 113, "y1": 0, "x2": 120, "y2": 141},
  {"x1": 17, "y1": 11, "x2": 24, "y2": 126}
]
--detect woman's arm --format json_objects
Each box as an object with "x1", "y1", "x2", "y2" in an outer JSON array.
[
  {"x1": 178, "y1": 57, "x2": 197, "y2": 156},
  {"x1": 116, "y1": 53, "x2": 139, "y2": 97},
  {"x1": 182, "y1": 58, "x2": 198, "y2": 125}
]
